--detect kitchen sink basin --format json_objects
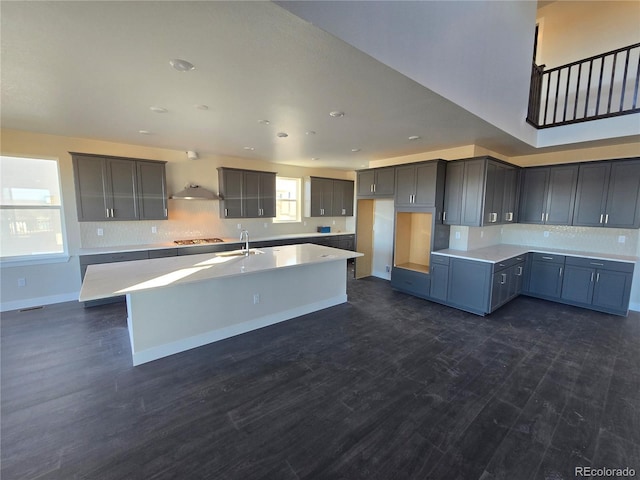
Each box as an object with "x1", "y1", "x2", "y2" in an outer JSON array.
[{"x1": 216, "y1": 249, "x2": 264, "y2": 257}]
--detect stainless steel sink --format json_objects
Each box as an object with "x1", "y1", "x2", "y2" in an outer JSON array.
[{"x1": 216, "y1": 249, "x2": 264, "y2": 257}]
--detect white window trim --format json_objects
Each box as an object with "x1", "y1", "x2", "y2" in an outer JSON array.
[{"x1": 273, "y1": 176, "x2": 302, "y2": 223}]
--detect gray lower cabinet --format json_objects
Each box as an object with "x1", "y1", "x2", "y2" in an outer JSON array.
[
  {"x1": 391, "y1": 267, "x2": 431, "y2": 299},
  {"x1": 447, "y1": 258, "x2": 492, "y2": 315},
  {"x1": 490, "y1": 255, "x2": 526, "y2": 312},
  {"x1": 429, "y1": 255, "x2": 449, "y2": 301},
  {"x1": 561, "y1": 257, "x2": 634, "y2": 315},
  {"x1": 525, "y1": 253, "x2": 565, "y2": 299}
]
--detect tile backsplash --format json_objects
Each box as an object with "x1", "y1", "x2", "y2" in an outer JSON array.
[{"x1": 80, "y1": 200, "x2": 354, "y2": 248}]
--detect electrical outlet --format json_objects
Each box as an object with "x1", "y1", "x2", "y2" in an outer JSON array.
[
  {"x1": 237, "y1": 223, "x2": 242, "y2": 230},
  {"x1": 264, "y1": 223, "x2": 268, "y2": 228},
  {"x1": 618, "y1": 235, "x2": 626, "y2": 244},
  {"x1": 253, "y1": 293, "x2": 260, "y2": 304},
  {"x1": 333, "y1": 220, "x2": 336, "y2": 225},
  {"x1": 385, "y1": 265, "x2": 390, "y2": 272},
  {"x1": 480, "y1": 230, "x2": 484, "y2": 238},
  {"x1": 303, "y1": 221, "x2": 307, "y2": 226},
  {"x1": 151, "y1": 226, "x2": 157, "y2": 234},
  {"x1": 97, "y1": 228, "x2": 104, "y2": 236},
  {"x1": 543, "y1": 231, "x2": 549, "y2": 238},
  {"x1": 455, "y1": 231, "x2": 461, "y2": 240},
  {"x1": 17, "y1": 278, "x2": 26, "y2": 287}
]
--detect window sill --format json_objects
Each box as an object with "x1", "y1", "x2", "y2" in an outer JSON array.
[{"x1": 0, "y1": 253, "x2": 71, "y2": 268}]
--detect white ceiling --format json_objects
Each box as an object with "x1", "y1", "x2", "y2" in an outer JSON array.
[{"x1": 0, "y1": 1, "x2": 619, "y2": 170}]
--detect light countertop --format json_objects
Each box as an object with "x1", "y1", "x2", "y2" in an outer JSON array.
[
  {"x1": 78, "y1": 231, "x2": 356, "y2": 256},
  {"x1": 79, "y1": 243, "x2": 362, "y2": 302},
  {"x1": 433, "y1": 244, "x2": 638, "y2": 264}
]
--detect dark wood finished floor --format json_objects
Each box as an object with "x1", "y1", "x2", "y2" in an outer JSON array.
[{"x1": 2, "y1": 272, "x2": 639, "y2": 480}]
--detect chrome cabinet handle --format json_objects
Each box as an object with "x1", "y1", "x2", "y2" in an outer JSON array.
[
  {"x1": 500, "y1": 273, "x2": 507, "y2": 285},
  {"x1": 545, "y1": 213, "x2": 549, "y2": 222},
  {"x1": 590, "y1": 262, "x2": 604, "y2": 266},
  {"x1": 559, "y1": 267, "x2": 563, "y2": 277},
  {"x1": 590, "y1": 272, "x2": 594, "y2": 282},
  {"x1": 443, "y1": 211, "x2": 447, "y2": 222},
  {"x1": 490, "y1": 212, "x2": 497, "y2": 223},
  {"x1": 506, "y1": 212, "x2": 513, "y2": 222},
  {"x1": 164, "y1": 208, "x2": 168, "y2": 217},
  {"x1": 373, "y1": 184, "x2": 376, "y2": 193},
  {"x1": 541, "y1": 212, "x2": 545, "y2": 222},
  {"x1": 600, "y1": 214, "x2": 604, "y2": 224},
  {"x1": 106, "y1": 209, "x2": 110, "y2": 218},
  {"x1": 596, "y1": 272, "x2": 600, "y2": 282},
  {"x1": 517, "y1": 266, "x2": 523, "y2": 276},
  {"x1": 542, "y1": 256, "x2": 553, "y2": 260},
  {"x1": 224, "y1": 208, "x2": 228, "y2": 216},
  {"x1": 605, "y1": 214, "x2": 609, "y2": 224}
]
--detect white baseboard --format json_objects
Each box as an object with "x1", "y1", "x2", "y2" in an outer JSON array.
[
  {"x1": 132, "y1": 294, "x2": 347, "y2": 366},
  {"x1": 1, "y1": 292, "x2": 79, "y2": 313}
]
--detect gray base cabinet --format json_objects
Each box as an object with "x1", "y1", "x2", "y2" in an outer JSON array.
[
  {"x1": 490, "y1": 255, "x2": 526, "y2": 312},
  {"x1": 525, "y1": 253, "x2": 565, "y2": 299},
  {"x1": 391, "y1": 267, "x2": 431, "y2": 299},
  {"x1": 447, "y1": 258, "x2": 492, "y2": 315}
]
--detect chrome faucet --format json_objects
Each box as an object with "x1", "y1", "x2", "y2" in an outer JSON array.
[{"x1": 239, "y1": 229, "x2": 250, "y2": 255}]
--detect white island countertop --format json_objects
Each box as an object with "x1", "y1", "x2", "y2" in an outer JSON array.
[
  {"x1": 433, "y1": 244, "x2": 638, "y2": 264},
  {"x1": 79, "y1": 243, "x2": 362, "y2": 302}
]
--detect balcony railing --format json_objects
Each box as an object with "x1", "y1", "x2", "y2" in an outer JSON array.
[{"x1": 527, "y1": 43, "x2": 640, "y2": 128}]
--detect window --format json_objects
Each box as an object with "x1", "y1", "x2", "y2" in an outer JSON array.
[
  {"x1": 274, "y1": 177, "x2": 301, "y2": 223},
  {"x1": 0, "y1": 156, "x2": 66, "y2": 260}
]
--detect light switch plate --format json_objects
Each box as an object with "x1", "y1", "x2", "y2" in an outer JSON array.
[
  {"x1": 618, "y1": 235, "x2": 626, "y2": 244},
  {"x1": 543, "y1": 231, "x2": 549, "y2": 238},
  {"x1": 97, "y1": 228, "x2": 104, "y2": 236}
]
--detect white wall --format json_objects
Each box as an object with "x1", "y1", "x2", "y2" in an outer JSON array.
[
  {"x1": 0, "y1": 129, "x2": 355, "y2": 311},
  {"x1": 279, "y1": 1, "x2": 538, "y2": 146},
  {"x1": 371, "y1": 199, "x2": 394, "y2": 280}
]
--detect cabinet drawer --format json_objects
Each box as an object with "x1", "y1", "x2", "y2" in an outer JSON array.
[
  {"x1": 493, "y1": 254, "x2": 527, "y2": 272},
  {"x1": 80, "y1": 251, "x2": 149, "y2": 265},
  {"x1": 565, "y1": 256, "x2": 634, "y2": 273},
  {"x1": 148, "y1": 248, "x2": 178, "y2": 259},
  {"x1": 431, "y1": 254, "x2": 450, "y2": 266},
  {"x1": 531, "y1": 253, "x2": 565, "y2": 264},
  {"x1": 391, "y1": 268, "x2": 430, "y2": 297}
]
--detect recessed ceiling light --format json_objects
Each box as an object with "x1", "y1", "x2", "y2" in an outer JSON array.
[
  {"x1": 169, "y1": 59, "x2": 195, "y2": 72},
  {"x1": 149, "y1": 106, "x2": 168, "y2": 113},
  {"x1": 258, "y1": 119, "x2": 270, "y2": 125},
  {"x1": 195, "y1": 104, "x2": 209, "y2": 110},
  {"x1": 329, "y1": 111, "x2": 345, "y2": 118},
  {"x1": 138, "y1": 130, "x2": 152, "y2": 135},
  {"x1": 306, "y1": 130, "x2": 316, "y2": 135},
  {"x1": 243, "y1": 146, "x2": 255, "y2": 151},
  {"x1": 276, "y1": 132, "x2": 288, "y2": 138},
  {"x1": 311, "y1": 157, "x2": 320, "y2": 161},
  {"x1": 351, "y1": 148, "x2": 361, "y2": 152},
  {"x1": 408, "y1": 135, "x2": 421, "y2": 141}
]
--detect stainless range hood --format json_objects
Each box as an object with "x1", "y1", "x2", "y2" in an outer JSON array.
[{"x1": 170, "y1": 184, "x2": 219, "y2": 200}]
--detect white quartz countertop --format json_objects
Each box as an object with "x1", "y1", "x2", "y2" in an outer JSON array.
[
  {"x1": 79, "y1": 243, "x2": 362, "y2": 302},
  {"x1": 433, "y1": 244, "x2": 638, "y2": 264},
  {"x1": 78, "y1": 232, "x2": 356, "y2": 256}
]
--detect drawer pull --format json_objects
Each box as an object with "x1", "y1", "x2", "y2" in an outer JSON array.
[
  {"x1": 542, "y1": 256, "x2": 554, "y2": 260},
  {"x1": 500, "y1": 273, "x2": 507, "y2": 285},
  {"x1": 516, "y1": 266, "x2": 523, "y2": 276},
  {"x1": 590, "y1": 262, "x2": 604, "y2": 266}
]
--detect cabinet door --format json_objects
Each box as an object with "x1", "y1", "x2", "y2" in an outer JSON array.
[
  {"x1": 519, "y1": 167, "x2": 549, "y2": 224},
  {"x1": 443, "y1": 161, "x2": 464, "y2": 225},
  {"x1": 310, "y1": 178, "x2": 333, "y2": 216},
  {"x1": 573, "y1": 162, "x2": 610, "y2": 227},
  {"x1": 429, "y1": 263, "x2": 449, "y2": 301},
  {"x1": 461, "y1": 159, "x2": 486, "y2": 226},
  {"x1": 561, "y1": 265, "x2": 594, "y2": 304},
  {"x1": 105, "y1": 158, "x2": 138, "y2": 220},
  {"x1": 259, "y1": 172, "x2": 276, "y2": 217},
  {"x1": 484, "y1": 162, "x2": 505, "y2": 225},
  {"x1": 374, "y1": 168, "x2": 396, "y2": 196},
  {"x1": 73, "y1": 155, "x2": 108, "y2": 221},
  {"x1": 502, "y1": 167, "x2": 518, "y2": 223},
  {"x1": 528, "y1": 261, "x2": 563, "y2": 298},
  {"x1": 491, "y1": 270, "x2": 509, "y2": 311},
  {"x1": 332, "y1": 180, "x2": 354, "y2": 216},
  {"x1": 592, "y1": 270, "x2": 633, "y2": 313},
  {"x1": 342, "y1": 181, "x2": 354, "y2": 216},
  {"x1": 545, "y1": 165, "x2": 578, "y2": 225},
  {"x1": 395, "y1": 165, "x2": 416, "y2": 206},
  {"x1": 605, "y1": 159, "x2": 640, "y2": 228},
  {"x1": 137, "y1": 161, "x2": 167, "y2": 220},
  {"x1": 220, "y1": 169, "x2": 244, "y2": 218},
  {"x1": 414, "y1": 163, "x2": 438, "y2": 206},
  {"x1": 243, "y1": 171, "x2": 261, "y2": 217},
  {"x1": 357, "y1": 170, "x2": 375, "y2": 197},
  {"x1": 448, "y1": 258, "x2": 492, "y2": 313},
  {"x1": 512, "y1": 262, "x2": 525, "y2": 297}
]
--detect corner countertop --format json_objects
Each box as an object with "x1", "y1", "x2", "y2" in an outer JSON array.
[
  {"x1": 78, "y1": 231, "x2": 356, "y2": 256},
  {"x1": 79, "y1": 243, "x2": 363, "y2": 302},
  {"x1": 433, "y1": 244, "x2": 638, "y2": 264}
]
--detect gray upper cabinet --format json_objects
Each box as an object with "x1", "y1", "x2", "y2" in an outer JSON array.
[
  {"x1": 332, "y1": 179, "x2": 354, "y2": 216},
  {"x1": 72, "y1": 153, "x2": 166, "y2": 221},
  {"x1": 218, "y1": 168, "x2": 276, "y2": 219},
  {"x1": 518, "y1": 164, "x2": 578, "y2": 225},
  {"x1": 574, "y1": 158, "x2": 640, "y2": 228},
  {"x1": 443, "y1": 157, "x2": 518, "y2": 226},
  {"x1": 136, "y1": 161, "x2": 168, "y2": 220},
  {"x1": 306, "y1": 177, "x2": 354, "y2": 217},
  {"x1": 357, "y1": 167, "x2": 395, "y2": 197},
  {"x1": 502, "y1": 167, "x2": 519, "y2": 223},
  {"x1": 394, "y1": 161, "x2": 444, "y2": 208}
]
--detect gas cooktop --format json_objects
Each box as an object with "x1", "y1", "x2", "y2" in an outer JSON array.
[{"x1": 174, "y1": 238, "x2": 225, "y2": 245}]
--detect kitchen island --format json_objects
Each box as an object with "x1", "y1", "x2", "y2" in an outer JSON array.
[{"x1": 80, "y1": 243, "x2": 362, "y2": 365}]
